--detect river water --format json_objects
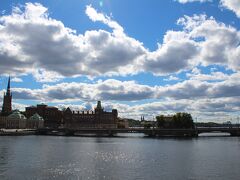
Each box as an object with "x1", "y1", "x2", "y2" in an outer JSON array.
[{"x1": 0, "y1": 134, "x2": 240, "y2": 180}]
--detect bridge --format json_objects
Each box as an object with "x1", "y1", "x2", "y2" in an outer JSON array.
[{"x1": 36, "y1": 127, "x2": 240, "y2": 137}]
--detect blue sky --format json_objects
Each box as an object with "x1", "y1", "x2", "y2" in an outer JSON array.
[{"x1": 0, "y1": 0, "x2": 240, "y2": 122}]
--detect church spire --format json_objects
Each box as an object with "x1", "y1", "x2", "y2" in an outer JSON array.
[
  {"x1": 1, "y1": 76, "x2": 12, "y2": 115},
  {"x1": 7, "y1": 76, "x2": 11, "y2": 95}
]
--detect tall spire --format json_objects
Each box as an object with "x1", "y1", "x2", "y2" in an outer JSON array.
[
  {"x1": 2, "y1": 76, "x2": 12, "y2": 115},
  {"x1": 7, "y1": 76, "x2": 10, "y2": 95}
]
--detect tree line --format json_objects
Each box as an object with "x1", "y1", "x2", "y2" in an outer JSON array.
[{"x1": 156, "y1": 112, "x2": 194, "y2": 129}]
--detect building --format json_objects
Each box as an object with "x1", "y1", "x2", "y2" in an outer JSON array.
[
  {"x1": 1, "y1": 76, "x2": 12, "y2": 115},
  {"x1": 0, "y1": 116, "x2": 7, "y2": 128},
  {"x1": 6, "y1": 110, "x2": 27, "y2": 129},
  {"x1": 117, "y1": 118, "x2": 129, "y2": 128},
  {"x1": 64, "y1": 101, "x2": 118, "y2": 129},
  {"x1": 26, "y1": 113, "x2": 44, "y2": 129},
  {"x1": 25, "y1": 104, "x2": 62, "y2": 128},
  {"x1": 0, "y1": 77, "x2": 119, "y2": 129}
]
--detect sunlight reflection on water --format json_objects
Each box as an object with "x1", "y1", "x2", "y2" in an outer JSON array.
[{"x1": 0, "y1": 135, "x2": 240, "y2": 180}]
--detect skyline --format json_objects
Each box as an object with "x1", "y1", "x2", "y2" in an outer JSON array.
[{"x1": 0, "y1": 0, "x2": 240, "y2": 122}]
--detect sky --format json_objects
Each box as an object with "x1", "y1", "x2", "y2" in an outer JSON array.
[{"x1": 0, "y1": 0, "x2": 240, "y2": 122}]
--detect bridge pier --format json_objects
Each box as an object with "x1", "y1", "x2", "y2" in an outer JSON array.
[
  {"x1": 230, "y1": 131, "x2": 240, "y2": 136},
  {"x1": 65, "y1": 130, "x2": 75, "y2": 136},
  {"x1": 108, "y1": 130, "x2": 114, "y2": 137},
  {"x1": 143, "y1": 130, "x2": 156, "y2": 137},
  {"x1": 192, "y1": 130, "x2": 199, "y2": 137}
]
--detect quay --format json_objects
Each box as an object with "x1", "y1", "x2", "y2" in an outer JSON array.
[
  {"x1": 35, "y1": 127, "x2": 240, "y2": 137},
  {"x1": 0, "y1": 129, "x2": 36, "y2": 136}
]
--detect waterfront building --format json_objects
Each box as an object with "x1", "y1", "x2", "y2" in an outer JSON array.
[
  {"x1": 117, "y1": 118, "x2": 129, "y2": 128},
  {"x1": 63, "y1": 101, "x2": 118, "y2": 129},
  {"x1": 25, "y1": 104, "x2": 62, "y2": 128},
  {"x1": 6, "y1": 110, "x2": 27, "y2": 129},
  {"x1": 1, "y1": 76, "x2": 12, "y2": 116},
  {"x1": 0, "y1": 116, "x2": 7, "y2": 128},
  {"x1": 26, "y1": 113, "x2": 44, "y2": 129}
]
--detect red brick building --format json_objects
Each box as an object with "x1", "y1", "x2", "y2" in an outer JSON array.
[{"x1": 25, "y1": 104, "x2": 62, "y2": 128}]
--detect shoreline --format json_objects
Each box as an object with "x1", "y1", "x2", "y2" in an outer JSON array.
[{"x1": 0, "y1": 129, "x2": 236, "y2": 138}]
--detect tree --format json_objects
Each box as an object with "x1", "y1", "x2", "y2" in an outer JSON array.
[
  {"x1": 173, "y1": 112, "x2": 194, "y2": 129},
  {"x1": 156, "y1": 113, "x2": 194, "y2": 129},
  {"x1": 143, "y1": 122, "x2": 152, "y2": 129},
  {"x1": 156, "y1": 115, "x2": 165, "y2": 128}
]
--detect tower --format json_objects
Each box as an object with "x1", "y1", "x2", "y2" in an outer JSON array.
[
  {"x1": 2, "y1": 76, "x2": 12, "y2": 115},
  {"x1": 95, "y1": 101, "x2": 103, "y2": 113}
]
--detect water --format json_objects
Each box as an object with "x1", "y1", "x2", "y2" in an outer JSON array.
[{"x1": 0, "y1": 134, "x2": 240, "y2": 180}]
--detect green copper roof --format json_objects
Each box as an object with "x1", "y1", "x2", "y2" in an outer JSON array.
[
  {"x1": 8, "y1": 110, "x2": 26, "y2": 120},
  {"x1": 29, "y1": 113, "x2": 44, "y2": 121}
]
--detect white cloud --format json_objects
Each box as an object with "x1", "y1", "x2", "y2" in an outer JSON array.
[
  {"x1": 85, "y1": 5, "x2": 124, "y2": 35},
  {"x1": 0, "y1": 3, "x2": 239, "y2": 123},
  {"x1": 0, "y1": 3, "x2": 146, "y2": 80},
  {"x1": 4, "y1": 74, "x2": 240, "y2": 122},
  {"x1": 11, "y1": 77, "x2": 23, "y2": 82},
  {"x1": 9, "y1": 72, "x2": 240, "y2": 102},
  {"x1": 178, "y1": 14, "x2": 240, "y2": 71},
  {"x1": 220, "y1": 0, "x2": 240, "y2": 18},
  {"x1": 33, "y1": 69, "x2": 63, "y2": 82},
  {"x1": 1, "y1": 3, "x2": 239, "y2": 81},
  {"x1": 163, "y1": 75, "x2": 180, "y2": 81},
  {"x1": 187, "y1": 70, "x2": 229, "y2": 81},
  {"x1": 144, "y1": 38, "x2": 198, "y2": 75}
]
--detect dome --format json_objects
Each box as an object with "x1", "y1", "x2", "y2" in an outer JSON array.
[
  {"x1": 29, "y1": 113, "x2": 44, "y2": 121},
  {"x1": 8, "y1": 110, "x2": 26, "y2": 120}
]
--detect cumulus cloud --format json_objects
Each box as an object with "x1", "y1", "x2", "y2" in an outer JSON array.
[
  {"x1": 177, "y1": 14, "x2": 240, "y2": 71},
  {"x1": 11, "y1": 79, "x2": 156, "y2": 102},
  {"x1": 1, "y1": 3, "x2": 239, "y2": 81},
  {"x1": 8, "y1": 72, "x2": 240, "y2": 102},
  {"x1": 220, "y1": 0, "x2": 240, "y2": 18},
  {"x1": 11, "y1": 77, "x2": 23, "y2": 82},
  {"x1": 4, "y1": 74, "x2": 240, "y2": 122},
  {"x1": 144, "y1": 38, "x2": 198, "y2": 75},
  {"x1": 0, "y1": 3, "x2": 240, "y2": 122},
  {"x1": 85, "y1": 5, "x2": 124, "y2": 35},
  {"x1": 187, "y1": 70, "x2": 229, "y2": 81},
  {"x1": 0, "y1": 3, "x2": 146, "y2": 80}
]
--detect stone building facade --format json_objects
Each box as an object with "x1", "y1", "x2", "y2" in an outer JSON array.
[
  {"x1": 6, "y1": 110, "x2": 27, "y2": 129},
  {"x1": 26, "y1": 113, "x2": 44, "y2": 129},
  {"x1": 0, "y1": 116, "x2": 7, "y2": 128},
  {"x1": 63, "y1": 101, "x2": 118, "y2": 129}
]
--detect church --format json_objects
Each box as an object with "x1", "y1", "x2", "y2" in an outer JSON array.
[{"x1": 0, "y1": 77, "x2": 44, "y2": 129}]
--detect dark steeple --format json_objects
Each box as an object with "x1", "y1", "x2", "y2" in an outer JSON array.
[
  {"x1": 7, "y1": 76, "x2": 11, "y2": 96},
  {"x1": 1, "y1": 76, "x2": 12, "y2": 115}
]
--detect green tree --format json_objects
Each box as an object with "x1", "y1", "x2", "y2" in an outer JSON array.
[
  {"x1": 157, "y1": 112, "x2": 194, "y2": 129},
  {"x1": 143, "y1": 122, "x2": 152, "y2": 129},
  {"x1": 156, "y1": 115, "x2": 165, "y2": 128},
  {"x1": 173, "y1": 112, "x2": 194, "y2": 129}
]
